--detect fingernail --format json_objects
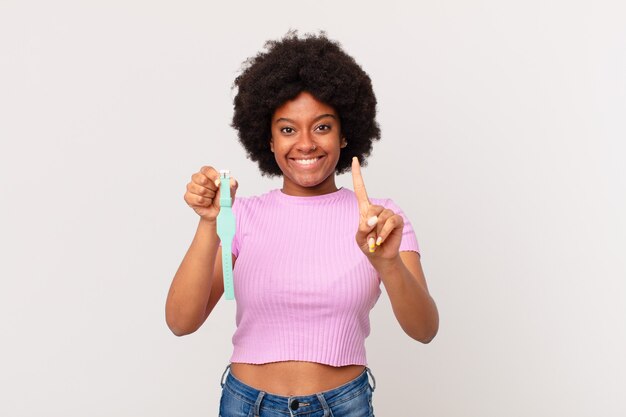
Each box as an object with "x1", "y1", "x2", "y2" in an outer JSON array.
[
  {"x1": 376, "y1": 236, "x2": 382, "y2": 246},
  {"x1": 368, "y1": 237, "x2": 375, "y2": 248},
  {"x1": 367, "y1": 216, "x2": 378, "y2": 227},
  {"x1": 214, "y1": 179, "x2": 220, "y2": 187}
]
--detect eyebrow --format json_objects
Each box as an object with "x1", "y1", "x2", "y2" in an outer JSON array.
[{"x1": 274, "y1": 114, "x2": 337, "y2": 124}]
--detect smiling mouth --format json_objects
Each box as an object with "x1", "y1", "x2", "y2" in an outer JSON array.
[{"x1": 290, "y1": 156, "x2": 324, "y2": 166}]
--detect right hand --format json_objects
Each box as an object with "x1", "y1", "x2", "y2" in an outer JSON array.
[{"x1": 184, "y1": 166, "x2": 238, "y2": 222}]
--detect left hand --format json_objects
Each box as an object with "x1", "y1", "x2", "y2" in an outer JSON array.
[{"x1": 351, "y1": 157, "x2": 404, "y2": 261}]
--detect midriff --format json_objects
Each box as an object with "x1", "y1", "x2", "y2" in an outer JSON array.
[{"x1": 230, "y1": 361, "x2": 366, "y2": 396}]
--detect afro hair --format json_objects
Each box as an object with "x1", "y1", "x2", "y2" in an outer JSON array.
[{"x1": 231, "y1": 30, "x2": 381, "y2": 176}]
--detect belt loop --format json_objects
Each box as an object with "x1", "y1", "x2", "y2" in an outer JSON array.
[
  {"x1": 316, "y1": 392, "x2": 331, "y2": 417},
  {"x1": 220, "y1": 363, "x2": 231, "y2": 388},
  {"x1": 365, "y1": 366, "x2": 376, "y2": 392},
  {"x1": 253, "y1": 391, "x2": 265, "y2": 417}
]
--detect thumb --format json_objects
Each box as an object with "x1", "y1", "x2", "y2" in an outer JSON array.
[
  {"x1": 214, "y1": 176, "x2": 239, "y2": 206},
  {"x1": 355, "y1": 215, "x2": 378, "y2": 246}
]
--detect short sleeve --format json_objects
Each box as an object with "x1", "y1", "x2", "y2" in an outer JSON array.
[{"x1": 382, "y1": 198, "x2": 420, "y2": 255}]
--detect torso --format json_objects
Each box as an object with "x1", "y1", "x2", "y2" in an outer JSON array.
[
  {"x1": 230, "y1": 361, "x2": 366, "y2": 396},
  {"x1": 228, "y1": 189, "x2": 380, "y2": 396}
]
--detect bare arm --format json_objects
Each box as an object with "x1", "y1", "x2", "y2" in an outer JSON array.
[
  {"x1": 166, "y1": 166, "x2": 238, "y2": 336},
  {"x1": 350, "y1": 157, "x2": 438, "y2": 343},
  {"x1": 165, "y1": 218, "x2": 221, "y2": 336},
  {"x1": 374, "y1": 251, "x2": 439, "y2": 343}
]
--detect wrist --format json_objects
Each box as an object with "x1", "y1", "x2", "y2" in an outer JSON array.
[
  {"x1": 370, "y1": 254, "x2": 404, "y2": 274},
  {"x1": 197, "y1": 217, "x2": 219, "y2": 240},
  {"x1": 199, "y1": 217, "x2": 217, "y2": 227}
]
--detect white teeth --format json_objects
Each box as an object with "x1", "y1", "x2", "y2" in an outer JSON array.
[{"x1": 294, "y1": 158, "x2": 319, "y2": 165}]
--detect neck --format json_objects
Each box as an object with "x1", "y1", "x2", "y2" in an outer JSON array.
[{"x1": 281, "y1": 176, "x2": 339, "y2": 197}]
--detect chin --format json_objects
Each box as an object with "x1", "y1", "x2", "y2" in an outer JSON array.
[{"x1": 293, "y1": 176, "x2": 324, "y2": 188}]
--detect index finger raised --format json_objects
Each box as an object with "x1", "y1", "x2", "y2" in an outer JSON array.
[{"x1": 351, "y1": 157, "x2": 370, "y2": 209}]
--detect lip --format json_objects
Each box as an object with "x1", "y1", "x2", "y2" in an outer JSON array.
[{"x1": 288, "y1": 155, "x2": 325, "y2": 169}]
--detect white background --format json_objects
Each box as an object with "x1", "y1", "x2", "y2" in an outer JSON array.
[{"x1": 1, "y1": 1, "x2": 625, "y2": 416}]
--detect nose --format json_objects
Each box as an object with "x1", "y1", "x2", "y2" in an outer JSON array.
[{"x1": 295, "y1": 131, "x2": 317, "y2": 153}]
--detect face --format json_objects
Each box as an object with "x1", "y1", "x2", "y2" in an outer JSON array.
[{"x1": 270, "y1": 91, "x2": 347, "y2": 196}]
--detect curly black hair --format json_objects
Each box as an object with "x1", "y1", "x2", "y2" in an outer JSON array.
[{"x1": 231, "y1": 30, "x2": 381, "y2": 177}]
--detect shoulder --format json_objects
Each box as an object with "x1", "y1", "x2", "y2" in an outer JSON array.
[
  {"x1": 369, "y1": 195, "x2": 413, "y2": 224},
  {"x1": 341, "y1": 188, "x2": 406, "y2": 212},
  {"x1": 370, "y1": 195, "x2": 403, "y2": 211}
]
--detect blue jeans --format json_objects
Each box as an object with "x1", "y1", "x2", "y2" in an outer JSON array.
[{"x1": 219, "y1": 363, "x2": 377, "y2": 417}]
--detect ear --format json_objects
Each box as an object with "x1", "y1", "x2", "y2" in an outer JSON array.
[
  {"x1": 340, "y1": 136, "x2": 347, "y2": 149},
  {"x1": 270, "y1": 138, "x2": 274, "y2": 153}
]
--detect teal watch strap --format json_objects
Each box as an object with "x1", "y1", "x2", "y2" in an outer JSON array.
[{"x1": 216, "y1": 170, "x2": 236, "y2": 300}]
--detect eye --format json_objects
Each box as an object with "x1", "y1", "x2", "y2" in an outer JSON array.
[
  {"x1": 316, "y1": 124, "x2": 331, "y2": 132},
  {"x1": 280, "y1": 127, "x2": 295, "y2": 134}
]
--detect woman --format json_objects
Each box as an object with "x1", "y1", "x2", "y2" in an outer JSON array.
[{"x1": 165, "y1": 31, "x2": 439, "y2": 417}]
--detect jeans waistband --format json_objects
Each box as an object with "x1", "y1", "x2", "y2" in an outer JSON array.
[{"x1": 219, "y1": 363, "x2": 376, "y2": 416}]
